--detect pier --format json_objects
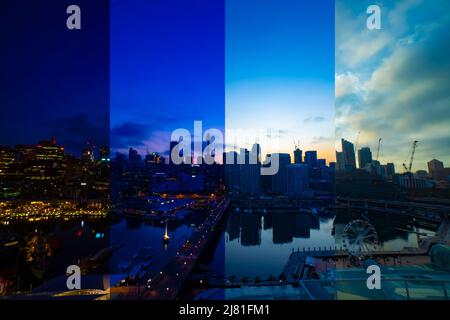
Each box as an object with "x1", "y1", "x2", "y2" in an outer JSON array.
[{"x1": 144, "y1": 198, "x2": 230, "y2": 300}]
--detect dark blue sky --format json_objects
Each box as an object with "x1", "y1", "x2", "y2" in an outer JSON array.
[
  {"x1": 111, "y1": 0, "x2": 225, "y2": 156},
  {"x1": 0, "y1": 0, "x2": 109, "y2": 156}
]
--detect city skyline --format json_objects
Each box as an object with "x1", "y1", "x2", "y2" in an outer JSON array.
[{"x1": 1, "y1": 1, "x2": 449, "y2": 303}]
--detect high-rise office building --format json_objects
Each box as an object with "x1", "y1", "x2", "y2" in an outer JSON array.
[
  {"x1": 224, "y1": 151, "x2": 240, "y2": 193},
  {"x1": 239, "y1": 149, "x2": 260, "y2": 195},
  {"x1": 293, "y1": 148, "x2": 302, "y2": 164},
  {"x1": 251, "y1": 143, "x2": 261, "y2": 164},
  {"x1": 335, "y1": 151, "x2": 345, "y2": 171},
  {"x1": 27, "y1": 139, "x2": 65, "y2": 184},
  {"x1": 341, "y1": 139, "x2": 356, "y2": 171},
  {"x1": 428, "y1": 159, "x2": 445, "y2": 181},
  {"x1": 0, "y1": 147, "x2": 15, "y2": 180},
  {"x1": 272, "y1": 153, "x2": 291, "y2": 194},
  {"x1": 357, "y1": 147, "x2": 372, "y2": 169},
  {"x1": 304, "y1": 151, "x2": 318, "y2": 168},
  {"x1": 287, "y1": 164, "x2": 309, "y2": 196}
]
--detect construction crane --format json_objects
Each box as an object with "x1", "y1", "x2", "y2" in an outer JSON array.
[
  {"x1": 402, "y1": 140, "x2": 418, "y2": 173},
  {"x1": 376, "y1": 138, "x2": 382, "y2": 161}
]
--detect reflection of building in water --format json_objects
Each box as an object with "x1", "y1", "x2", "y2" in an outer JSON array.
[
  {"x1": 227, "y1": 212, "x2": 241, "y2": 242},
  {"x1": 292, "y1": 214, "x2": 311, "y2": 238},
  {"x1": 310, "y1": 215, "x2": 320, "y2": 230},
  {"x1": 226, "y1": 211, "x2": 323, "y2": 245},
  {"x1": 272, "y1": 212, "x2": 293, "y2": 244},
  {"x1": 263, "y1": 214, "x2": 272, "y2": 230},
  {"x1": 240, "y1": 214, "x2": 262, "y2": 246}
]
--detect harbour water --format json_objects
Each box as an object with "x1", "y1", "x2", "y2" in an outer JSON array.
[
  {"x1": 206, "y1": 209, "x2": 436, "y2": 280},
  {"x1": 109, "y1": 218, "x2": 193, "y2": 279},
  {"x1": 1, "y1": 208, "x2": 436, "y2": 294}
]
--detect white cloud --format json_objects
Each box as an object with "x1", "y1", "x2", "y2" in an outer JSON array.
[{"x1": 335, "y1": 72, "x2": 365, "y2": 98}]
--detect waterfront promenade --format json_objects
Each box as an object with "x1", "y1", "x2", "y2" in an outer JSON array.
[{"x1": 144, "y1": 198, "x2": 230, "y2": 300}]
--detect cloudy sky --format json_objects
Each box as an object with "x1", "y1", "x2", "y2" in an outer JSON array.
[{"x1": 336, "y1": 0, "x2": 450, "y2": 171}]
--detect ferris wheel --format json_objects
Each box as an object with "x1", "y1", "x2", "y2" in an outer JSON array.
[{"x1": 342, "y1": 219, "x2": 379, "y2": 258}]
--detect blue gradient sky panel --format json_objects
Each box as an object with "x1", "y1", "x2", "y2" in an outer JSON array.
[
  {"x1": 110, "y1": 0, "x2": 225, "y2": 156},
  {"x1": 225, "y1": 0, "x2": 335, "y2": 162}
]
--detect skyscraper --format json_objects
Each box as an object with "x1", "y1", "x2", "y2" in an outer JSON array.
[
  {"x1": 287, "y1": 164, "x2": 309, "y2": 196},
  {"x1": 0, "y1": 147, "x2": 15, "y2": 180},
  {"x1": 251, "y1": 143, "x2": 261, "y2": 164},
  {"x1": 26, "y1": 139, "x2": 66, "y2": 196},
  {"x1": 341, "y1": 139, "x2": 356, "y2": 171},
  {"x1": 293, "y1": 148, "x2": 302, "y2": 164},
  {"x1": 272, "y1": 153, "x2": 291, "y2": 194},
  {"x1": 335, "y1": 151, "x2": 345, "y2": 171},
  {"x1": 224, "y1": 151, "x2": 240, "y2": 193},
  {"x1": 239, "y1": 149, "x2": 260, "y2": 195},
  {"x1": 304, "y1": 151, "x2": 318, "y2": 168},
  {"x1": 357, "y1": 147, "x2": 372, "y2": 169}
]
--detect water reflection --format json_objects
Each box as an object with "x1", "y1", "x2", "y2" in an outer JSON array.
[
  {"x1": 222, "y1": 209, "x2": 435, "y2": 279},
  {"x1": 224, "y1": 211, "x2": 334, "y2": 278},
  {"x1": 227, "y1": 211, "x2": 321, "y2": 246}
]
